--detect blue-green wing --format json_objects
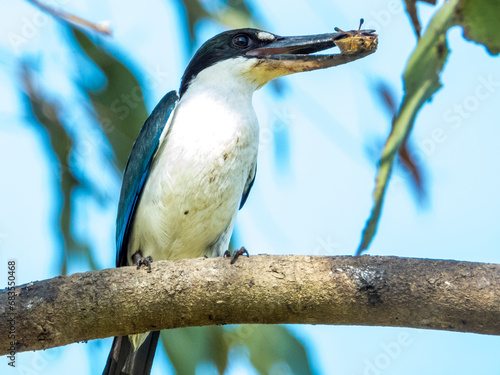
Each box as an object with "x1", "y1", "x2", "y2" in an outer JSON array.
[{"x1": 115, "y1": 90, "x2": 179, "y2": 266}]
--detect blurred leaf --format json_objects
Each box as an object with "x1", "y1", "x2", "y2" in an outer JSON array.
[
  {"x1": 242, "y1": 325, "x2": 313, "y2": 375},
  {"x1": 455, "y1": 0, "x2": 500, "y2": 55},
  {"x1": 212, "y1": 0, "x2": 255, "y2": 29},
  {"x1": 20, "y1": 64, "x2": 95, "y2": 274},
  {"x1": 226, "y1": 0, "x2": 254, "y2": 17},
  {"x1": 403, "y1": 0, "x2": 437, "y2": 38},
  {"x1": 357, "y1": 0, "x2": 458, "y2": 255},
  {"x1": 177, "y1": 0, "x2": 260, "y2": 49},
  {"x1": 69, "y1": 26, "x2": 148, "y2": 172},
  {"x1": 161, "y1": 325, "x2": 313, "y2": 374},
  {"x1": 161, "y1": 327, "x2": 229, "y2": 374},
  {"x1": 374, "y1": 80, "x2": 398, "y2": 115},
  {"x1": 179, "y1": 0, "x2": 211, "y2": 45},
  {"x1": 396, "y1": 133, "x2": 426, "y2": 203}
]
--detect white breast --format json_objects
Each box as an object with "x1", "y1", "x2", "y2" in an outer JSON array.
[{"x1": 127, "y1": 62, "x2": 260, "y2": 264}]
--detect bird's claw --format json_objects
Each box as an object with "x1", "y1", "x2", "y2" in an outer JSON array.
[
  {"x1": 131, "y1": 250, "x2": 153, "y2": 273},
  {"x1": 224, "y1": 246, "x2": 249, "y2": 264}
]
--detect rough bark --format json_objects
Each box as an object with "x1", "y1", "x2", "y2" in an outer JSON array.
[{"x1": 1, "y1": 255, "x2": 499, "y2": 355}]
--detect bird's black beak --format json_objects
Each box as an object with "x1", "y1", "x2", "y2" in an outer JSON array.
[
  {"x1": 246, "y1": 31, "x2": 376, "y2": 73},
  {"x1": 247, "y1": 32, "x2": 345, "y2": 57}
]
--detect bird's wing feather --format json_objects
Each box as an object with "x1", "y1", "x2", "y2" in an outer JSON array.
[
  {"x1": 115, "y1": 90, "x2": 179, "y2": 266},
  {"x1": 239, "y1": 162, "x2": 256, "y2": 209}
]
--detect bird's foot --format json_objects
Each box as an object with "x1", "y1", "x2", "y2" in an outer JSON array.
[
  {"x1": 224, "y1": 246, "x2": 249, "y2": 264},
  {"x1": 131, "y1": 250, "x2": 153, "y2": 273}
]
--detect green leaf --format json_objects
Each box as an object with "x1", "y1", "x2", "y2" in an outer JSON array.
[
  {"x1": 177, "y1": 0, "x2": 260, "y2": 49},
  {"x1": 69, "y1": 27, "x2": 149, "y2": 173},
  {"x1": 211, "y1": 0, "x2": 256, "y2": 30},
  {"x1": 357, "y1": 0, "x2": 459, "y2": 255},
  {"x1": 373, "y1": 81, "x2": 427, "y2": 202},
  {"x1": 223, "y1": 325, "x2": 313, "y2": 375},
  {"x1": 161, "y1": 325, "x2": 313, "y2": 374},
  {"x1": 161, "y1": 326, "x2": 230, "y2": 374},
  {"x1": 243, "y1": 325, "x2": 313, "y2": 375},
  {"x1": 20, "y1": 64, "x2": 96, "y2": 274},
  {"x1": 179, "y1": 0, "x2": 211, "y2": 45},
  {"x1": 455, "y1": 0, "x2": 500, "y2": 55}
]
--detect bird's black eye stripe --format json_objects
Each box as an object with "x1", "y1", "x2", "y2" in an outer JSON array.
[{"x1": 232, "y1": 34, "x2": 251, "y2": 48}]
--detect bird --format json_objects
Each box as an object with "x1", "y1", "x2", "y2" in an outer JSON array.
[{"x1": 103, "y1": 26, "x2": 374, "y2": 375}]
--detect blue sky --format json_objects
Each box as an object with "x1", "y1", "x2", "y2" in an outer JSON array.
[{"x1": 1, "y1": 0, "x2": 499, "y2": 374}]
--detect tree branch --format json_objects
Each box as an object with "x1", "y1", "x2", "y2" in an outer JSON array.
[{"x1": 1, "y1": 255, "x2": 499, "y2": 354}]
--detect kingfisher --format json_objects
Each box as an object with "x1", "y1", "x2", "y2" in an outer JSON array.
[{"x1": 103, "y1": 27, "x2": 374, "y2": 375}]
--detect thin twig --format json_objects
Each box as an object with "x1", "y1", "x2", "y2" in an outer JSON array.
[{"x1": 26, "y1": 0, "x2": 111, "y2": 36}]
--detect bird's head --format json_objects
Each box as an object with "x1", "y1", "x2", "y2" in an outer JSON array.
[{"x1": 179, "y1": 28, "x2": 375, "y2": 97}]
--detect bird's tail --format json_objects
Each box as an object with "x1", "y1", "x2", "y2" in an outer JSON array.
[{"x1": 103, "y1": 331, "x2": 160, "y2": 375}]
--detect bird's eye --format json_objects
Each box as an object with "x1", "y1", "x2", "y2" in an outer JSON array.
[{"x1": 232, "y1": 34, "x2": 250, "y2": 48}]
